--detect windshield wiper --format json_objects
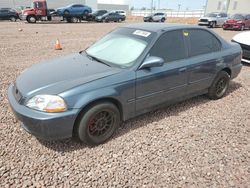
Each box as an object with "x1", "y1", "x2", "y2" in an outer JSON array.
[{"x1": 85, "y1": 52, "x2": 111, "y2": 67}]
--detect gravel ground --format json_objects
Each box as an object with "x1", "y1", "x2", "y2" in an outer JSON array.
[{"x1": 0, "y1": 21, "x2": 250, "y2": 187}]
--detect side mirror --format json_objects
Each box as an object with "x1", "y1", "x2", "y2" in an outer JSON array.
[{"x1": 139, "y1": 56, "x2": 164, "y2": 69}]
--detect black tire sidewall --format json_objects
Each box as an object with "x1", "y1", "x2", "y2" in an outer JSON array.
[
  {"x1": 76, "y1": 103, "x2": 120, "y2": 145},
  {"x1": 208, "y1": 71, "x2": 230, "y2": 100}
]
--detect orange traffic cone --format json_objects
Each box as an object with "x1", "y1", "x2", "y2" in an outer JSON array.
[{"x1": 55, "y1": 39, "x2": 62, "y2": 50}]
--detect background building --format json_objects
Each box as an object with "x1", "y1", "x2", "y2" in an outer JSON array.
[
  {"x1": 0, "y1": 0, "x2": 130, "y2": 11},
  {"x1": 205, "y1": 0, "x2": 250, "y2": 15}
]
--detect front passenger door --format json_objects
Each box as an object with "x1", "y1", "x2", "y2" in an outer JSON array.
[{"x1": 135, "y1": 30, "x2": 189, "y2": 114}]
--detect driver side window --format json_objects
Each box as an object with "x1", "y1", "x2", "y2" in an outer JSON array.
[{"x1": 149, "y1": 30, "x2": 187, "y2": 63}]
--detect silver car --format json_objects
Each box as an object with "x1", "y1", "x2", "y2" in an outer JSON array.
[
  {"x1": 198, "y1": 12, "x2": 228, "y2": 28},
  {"x1": 144, "y1": 12, "x2": 166, "y2": 22}
]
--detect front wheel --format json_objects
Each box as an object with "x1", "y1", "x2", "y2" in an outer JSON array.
[
  {"x1": 209, "y1": 21, "x2": 216, "y2": 28},
  {"x1": 27, "y1": 15, "x2": 36, "y2": 23},
  {"x1": 75, "y1": 102, "x2": 121, "y2": 145},
  {"x1": 208, "y1": 71, "x2": 230, "y2": 100},
  {"x1": 161, "y1": 18, "x2": 166, "y2": 22},
  {"x1": 70, "y1": 17, "x2": 78, "y2": 23},
  {"x1": 10, "y1": 16, "x2": 16, "y2": 22},
  {"x1": 240, "y1": 25, "x2": 245, "y2": 31}
]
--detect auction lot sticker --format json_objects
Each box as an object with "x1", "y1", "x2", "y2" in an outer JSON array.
[{"x1": 133, "y1": 30, "x2": 151, "y2": 37}]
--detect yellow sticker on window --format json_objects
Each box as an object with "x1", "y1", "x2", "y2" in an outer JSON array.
[{"x1": 183, "y1": 32, "x2": 189, "y2": 37}]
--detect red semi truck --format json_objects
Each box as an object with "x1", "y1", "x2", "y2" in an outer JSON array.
[{"x1": 21, "y1": 0, "x2": 88, "y2": 23}]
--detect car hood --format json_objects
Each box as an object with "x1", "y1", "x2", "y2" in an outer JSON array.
[
  {"x1": 233, "y1": 31, "x2": 250, "y2": 46},
  {"x1": 200, "y1": 16, "x2": 215, "y2": 20},
  {"x1": 16, "y1": 53, "x2": 122, "y2": 97}
]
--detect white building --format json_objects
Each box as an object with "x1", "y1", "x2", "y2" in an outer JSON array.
[{"x1": 0, "y1": 0, "x2": 130, "y2": 11}]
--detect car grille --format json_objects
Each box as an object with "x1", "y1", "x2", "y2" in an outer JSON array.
[
  {"x1": 200, "y1": 19, "x2": 208, "y2": 22},
  {"x1": 13, "y1": 84, "x2": 23, "y2": 103}
]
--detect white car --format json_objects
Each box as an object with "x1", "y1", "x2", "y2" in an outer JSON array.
[
  {"x1": 232, "y1": 31, "x2": 250, "y2": 63},
  {"x1": 112, "y1": 10, "x2": 126, "y2": 17}
]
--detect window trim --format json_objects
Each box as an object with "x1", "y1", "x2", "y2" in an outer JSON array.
[{"x1": 184, "y1": 28, "x2": 222, "y2": 58}]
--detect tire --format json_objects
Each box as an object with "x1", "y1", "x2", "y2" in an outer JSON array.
[
  {"x1": 64, "y1": 10, "x2": 70, "y2": 16},
  {"x1": 240, "y1": 24, "x2": 245, "y2": 31},
  {"x1": 27, "y1": 15, "x2": 36, "y2": 23},
  {"x1": 75, "y1": 102, "x2": 121, "y2": 145},
  {"x1": 208, "y1": 71, "x2": 230, "y2": 100},
  {"x1": 161, "y1": 18, "x2": 165, "y2": 22},
  {"x1": 71, "y1": 17, "x2": 78, "y2": 23},
  {"x1": 10, "y1": 16, "x2": 16, "y2": 22},
  {"x1": 66, "y1": 17, "x2": 71, "y2": 23},
  {"x1": 209, "y1": 21, "x2": 216, "y2": 28},
  {"x1": 83, "y1": 10, "x2": 89, "y2": 16},
  {"x1": 118, "y1": 18, "x2": 122, "y2": 22}
]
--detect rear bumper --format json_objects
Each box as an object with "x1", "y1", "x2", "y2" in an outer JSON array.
[
  {"x1": 231, "y1": 63, "x2": 243, "y2": 79},
  {"x1": 8, "y1": 84, "x2": 79, "y2": 140}
]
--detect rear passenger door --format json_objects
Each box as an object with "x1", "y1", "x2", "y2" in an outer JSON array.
[
  {"x1": 135, "y1": 30, "x2": 189, "y2": 114},
  {"x1": 184, "y1": 29, "x2": 222, "y2": 94}
]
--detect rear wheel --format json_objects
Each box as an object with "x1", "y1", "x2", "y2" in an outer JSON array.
[
  {"x1": 27, "y1": 15, "x2": 36, "y2": 23},
  {"x1": 208, "y1": 71, "x2": 230, "y2": 100},
  {"x1": 161, "y1": 18, "x2": 166, "y2": 22},
  {"x1": 75, "y1": 102, "x2": 120, "y2": 145},
  {"x1": 10, "y1": 16, "x2": 16, "y2": 22}
]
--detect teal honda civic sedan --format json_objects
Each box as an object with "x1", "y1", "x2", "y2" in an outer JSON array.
[{"x1": 8, "y1": 23, "x2": 242, "y2": 145}]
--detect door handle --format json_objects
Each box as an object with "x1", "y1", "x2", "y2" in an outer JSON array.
[{"x1": 179, "y1": 67, "x2": 187, "y2": 72}]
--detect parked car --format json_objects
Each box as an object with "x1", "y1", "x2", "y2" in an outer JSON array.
[
  {"x1": 112, "y1": 10, "x2": 126, "y2": 17},
  {"x1": 198, "y1": 12, "x2": 228, "y2": 28},
  {"x1": 56, "y1": 4, "x2": 92, "y2": 17},
  {"x1": 232, "y1": 31, "x2": 250, "y2": 63},
  {"x1": 8, "y1": 23, "x2": 242, "y2": 145},
  {"x1": 223, "y1": 14, "x2": 250, "y2": 31},
  {"x1": 0, "y1": 8, "x2": 19, "y2": 21},
  {"x1": 86, "y1": 9, "x2": 108, "y2": 21},
  {"x1": 95, "y1": 12, "x2": 125, "y2": 22},
  {"x1": 144, "y1": 12, "x2": 166, "y2": 22}
]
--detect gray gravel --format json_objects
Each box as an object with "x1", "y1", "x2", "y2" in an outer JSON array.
[{"x1": 0, "y1": 21, "x2": 250, "y2": 187}]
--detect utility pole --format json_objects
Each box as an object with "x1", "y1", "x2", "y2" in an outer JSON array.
[
  {"x1": 177, "y1": 4, "x2": 181, "y2": 17},
  {"x1": 151, "y1": 0, "x2": 154, "y2": 14},
  {"x1": 226, "y1": 0, "x2": 231, "y2": 14}
]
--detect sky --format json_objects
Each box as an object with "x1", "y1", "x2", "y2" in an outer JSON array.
[{"x1": 131, "y1": 0, "x2": 207, "y2": 10}]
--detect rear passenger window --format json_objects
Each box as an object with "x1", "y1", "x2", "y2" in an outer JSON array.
[
  {"x1": 149, "y1": 30, "x2": 187, "y2": 62},
  {"x1": 187, "y1": 29, "x2": 221, "y2": 57}
]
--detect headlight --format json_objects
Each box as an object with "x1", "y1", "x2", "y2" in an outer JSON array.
[{"x1": 26, "y1": 95, "x2": 67, "y2": 113}]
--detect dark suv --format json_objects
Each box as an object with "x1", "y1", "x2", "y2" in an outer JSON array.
[
  {"x1": 0, "y1": 8, "x2": 19, "y2": 21},
  {"x1": 223, "y1": 14, "x2": 250, "y2": 31}
]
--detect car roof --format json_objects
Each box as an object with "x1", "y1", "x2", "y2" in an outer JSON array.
[{"x1": 123, "y1": 23, "x2": 202, "y2": 33}]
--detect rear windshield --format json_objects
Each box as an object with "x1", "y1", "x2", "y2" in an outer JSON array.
[{"x1": 230, "y1": 14, "x2": 245, "y2": 19}]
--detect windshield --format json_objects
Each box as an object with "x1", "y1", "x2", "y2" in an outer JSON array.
[
  {"x1": 206, "y1": 13, "x2": 218, "y2": 17},
  {"x1": 230, "y1": 14, "x2": 244, "y2": 19},
  {"x1": 85, "y1": 28, "x2": 153, "y2": 68}
]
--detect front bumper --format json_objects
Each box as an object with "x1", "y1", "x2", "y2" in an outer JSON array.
[
  {"x1": 20, "y1": 14, "x2": 27, "y2": 20},
  {"x1": 198, "y1": 21, "x2": 209, "y2": 26},
  {"x1": 8, "y1": 84, "x2": 79, "y2": 140},
  {"x1": 223, "y1": 24, "x2": 241, "y2": 30}
]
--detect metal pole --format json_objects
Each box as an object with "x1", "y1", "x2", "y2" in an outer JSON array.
[{"x1": 151, "y1": 0, "x2": 154, "y2": 14}]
